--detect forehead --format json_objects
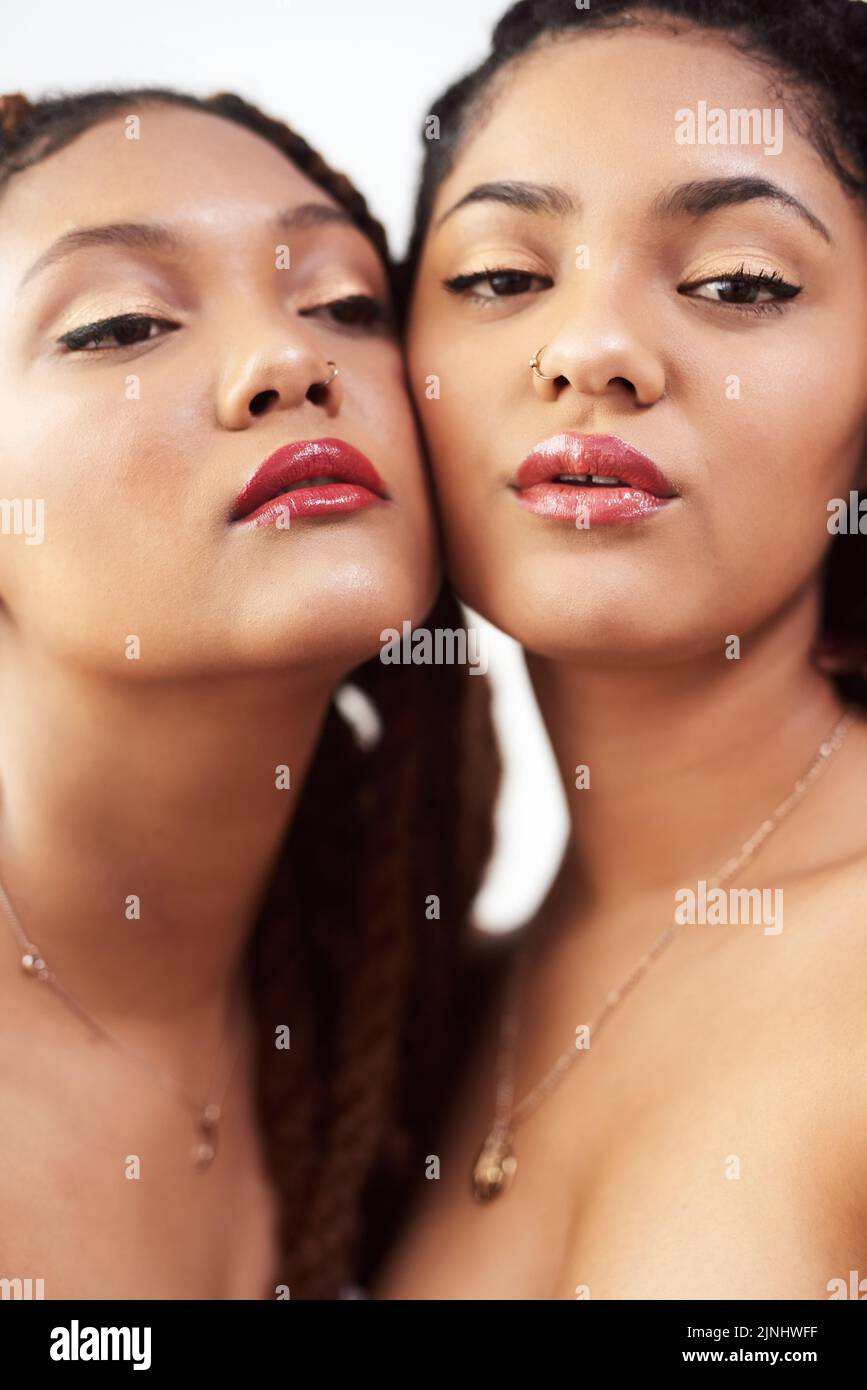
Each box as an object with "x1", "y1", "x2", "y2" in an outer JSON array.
[
  {"x1": 0, "y1": 103, "x2": 342, "y2": 253},
  {"x1": 435, "y1": 24, "x2": 846, "y2": 225}
]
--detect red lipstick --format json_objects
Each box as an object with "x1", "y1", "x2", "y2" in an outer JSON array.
[
  {"x1": 513, "y1": 433, "x2": 677, "y2": 526},
  {"x1": 230, "y1": 437, "x2": 389, "y2": 527}
]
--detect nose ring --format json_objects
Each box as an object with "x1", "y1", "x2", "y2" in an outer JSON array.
[
  {"x1": 530, "y1": 344, "x2": 558, "y2": 399},
  {"x1": 317, "y1": 361, "x2": 339, "y2": 389},
  {"x1": 310, "y1": 359, "x2": 341, "y2": 407}
]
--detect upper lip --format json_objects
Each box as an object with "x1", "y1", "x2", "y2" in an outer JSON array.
[
  {"x1": 230, "y1": 436, "x2": 389, "y2": 521},
  {"x1": 514, "y1": 433, "x2": 677, "y2": 498}
]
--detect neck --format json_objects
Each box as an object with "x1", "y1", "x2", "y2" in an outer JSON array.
[
  {"x1": 0, "y1": 642, "x2": 337, "y2": 1046},
  {"x1": 528, "y1": 589, "x2": 846, "y2": 915}
]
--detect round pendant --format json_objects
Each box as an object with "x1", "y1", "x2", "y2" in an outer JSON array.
[
  {"x1": 21, "y1": 943, "x2": 47, "y2": 976},
  {"x1": 471, "y1": 1129, "x2": 518, "y2": 1202}
]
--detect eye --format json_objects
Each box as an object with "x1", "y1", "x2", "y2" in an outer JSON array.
[
  {"x1": 679, "y1": 267, "x2": 802, "y2": 315},
  {"x1": 57, "y1": 313, "x2": 179, "y2": 353},
  {"x1": 442, "y1": 266, "x2": 553, "y2": 303},
  {"x1": 302, "y1": 293, "x2": 392, "y2": 329}
]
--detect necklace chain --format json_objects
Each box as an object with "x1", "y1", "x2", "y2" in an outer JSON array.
[
  {"x1": 472, "y1": 705, "x2": 858, "y2": 1202},
  {"x1": 0, "y1": 872, "x2": 246, "y2": 1170}
]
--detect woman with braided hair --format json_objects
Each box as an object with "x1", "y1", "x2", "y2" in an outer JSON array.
[
  {"x1": 376, "y1": 0, "x2": 867, "y2": 1298},
  {"x1": 0, "y1": 87, "x2": 501, "y2": 1299}
]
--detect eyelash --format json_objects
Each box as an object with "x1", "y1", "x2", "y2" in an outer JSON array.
[
  {"x1": 442, "y1": 264, "x2": 803, "y2": 317},
  {"x1": 56, "y1": 294, "x2": 390, "y2": 353},
  {"x1": 57, "y1": 313, "x2": 176, "y2": 352},
  {"x1": 680, "y1": 265, "x2": 802, "y2": 315}
]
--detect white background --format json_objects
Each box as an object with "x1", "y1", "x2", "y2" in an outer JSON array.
[{"x1": 1, "y1": 0, "x2": 570, "y2": 929}]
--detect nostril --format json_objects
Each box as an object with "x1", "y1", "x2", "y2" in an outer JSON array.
[
  {"x1": 306, "y1": 381, "x2": 329, "y2": 406},
  {"x1": 249, "y1": 389, "x2": 278, "y2": 416}
]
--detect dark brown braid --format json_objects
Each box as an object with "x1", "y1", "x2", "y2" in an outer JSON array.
[{"x1": 0, "y1": 87, "x2": 503, "y2": 1298}]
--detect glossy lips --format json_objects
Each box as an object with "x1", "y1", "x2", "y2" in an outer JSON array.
[
  {"x1": 513, "y1": 433, "x2": 677, "y2": 526},
  {"x1": 230, "y1": 437, "x2": 389, "y2": 527}
]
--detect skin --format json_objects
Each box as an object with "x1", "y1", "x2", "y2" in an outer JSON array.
[
  {"x1": 0, "y1": 102, "x2": 437, "y2": 1297},
  {"x1": 376, "y1": 20, "x2": 867, "y2": 1298}
]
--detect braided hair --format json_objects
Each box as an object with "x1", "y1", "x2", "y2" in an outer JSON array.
[
  {"x1": 0, "y1": 86, "x2": 503, "y2": 1299},
  {"x1": 400, "y1": 0, "x2": 867, "y2": 705}
]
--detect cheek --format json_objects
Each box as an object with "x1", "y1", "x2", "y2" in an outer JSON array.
[
  {"x1": 351, "y1": 345, "x2": 430, "y2": 487},
  {"x1": 0, "y1": 372, "x2": 196, "y2": 648},
  {"x1": 408, "y1": 322, "x2": 497, "y2": 508},
  {"x1": 1, "y1": 367, "x2": 177, "y2": 506},
  {"x1": 694, "y1": 338, "x2": 867, "y2": 581},
  {"x1": 362, "y1": 378, "x2": 422, "y2": 477}
]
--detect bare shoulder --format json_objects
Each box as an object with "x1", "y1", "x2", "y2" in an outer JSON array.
[
  {"x1": 730, "y1": 845, "x2": 867, "y2": 1289},
  {"x1": 548, "y1": 847, "x2": 867, "y2": 1300},
  {"x1": 802, "y1": 846, "x2": 867, "y2": 1216}
]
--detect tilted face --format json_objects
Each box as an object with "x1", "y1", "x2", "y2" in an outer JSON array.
[
  {"x1": 407, "y1": 25, "x2": 867, "y2": 663},
  {"x1": 0, "y1": 103, "x2": 437, "y2": 677}
]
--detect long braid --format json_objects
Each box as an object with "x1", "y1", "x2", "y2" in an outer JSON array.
[
  {"x1": 270, "y1": 588, "x2": 501, "y2": 1298},
  {"x1": 246, "y1": 699, "x2": 371, "y2": 1296},
  {"x1": 281, "y1": 586, "x2": 496, "y2": 1296},
  {"x1": 349, "y1": 592, "x2": 504, "y2": 1284},
  {"x1": 246, "y1": 845, "x2": 321, "y2": 1278},
  {"x1": 290, "y1": 680, "x2": 421, "y2": 1295}
]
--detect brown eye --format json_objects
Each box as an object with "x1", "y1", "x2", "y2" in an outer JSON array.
[
  {"x1": 303, "y1": 294, "x2": 391, "y2": 328},
  {"x1": 679, "y1": 269, "x2": 801, "y2": 312},
  {"x1": 443, "y1": 267, "x2": 552, "y2": 300}
]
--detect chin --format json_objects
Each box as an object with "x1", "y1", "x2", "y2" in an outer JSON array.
[
  {"x1": 453, "y1": 561, "x2": 703, "y2": 665},
  {"x1": 266, "y1": 561, "x2": 442, "y2": 674}
]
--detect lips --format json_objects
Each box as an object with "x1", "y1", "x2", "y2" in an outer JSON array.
[
  {"x1": 513, "y1": 433, "x2": 677, "y2": 527},
  {"x1": 230, "y1": 437, "x2": 389, "y2": 526}
]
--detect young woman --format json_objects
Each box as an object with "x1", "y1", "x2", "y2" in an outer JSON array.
[
  {"x1": 0, "y1": 87, "x2": 499, "y2": 1300},
  {"x1": 377, "y1": 0, "x2": 867, "y2": 1298}
]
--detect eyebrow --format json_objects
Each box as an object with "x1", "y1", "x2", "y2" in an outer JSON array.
[
  {"x1": 433, "y1": 180, "x2": 574, "y2": 230},
  {"x1": 652, "y1": 176, "x2": 832, "y2": 243},
  {"x1": 16, "y1": 202, "x2": 357, "y2": 295},
  {"x1": 432, "y1": 175, "x2": 832, "y2": 243}
]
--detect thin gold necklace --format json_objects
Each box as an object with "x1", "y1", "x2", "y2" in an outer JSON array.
[
  {"x1": 471, "y1": 705, "x2": 858, "y2": 1202},
  {"x1": 0, "y1": 871, "x2": 246, "y2": 1170}
]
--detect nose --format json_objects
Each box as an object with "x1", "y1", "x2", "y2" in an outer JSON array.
[
  {"x1": 215, "y1": 318, "x2": 343, "y2": 429},
  {"x1": 530, "y1": 276, "x2": 666, "y2": 409}
]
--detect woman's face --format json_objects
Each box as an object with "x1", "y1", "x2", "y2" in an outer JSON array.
[
  {"x1": 407, "y1": 24, "x2": 867, "y2": 662},
  {"x1": 0, "y1": 104, "x2": 437, "y2": 677}
]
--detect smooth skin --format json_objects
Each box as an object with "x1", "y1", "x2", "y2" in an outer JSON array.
[
  {"x1": 0, "y1": 103, "x2": 437, "y2": 1298},
  {"x1": 376, "y1": 20, "x2": 867, "y2": 1299}
]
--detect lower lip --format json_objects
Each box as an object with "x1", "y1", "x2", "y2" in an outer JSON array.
[
  {"x1": 514, "y1": 482, "x2": 673, "y2": 526},
  {"x1": 239, "y1": 482, "x2": 384, "y2": 527}
]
